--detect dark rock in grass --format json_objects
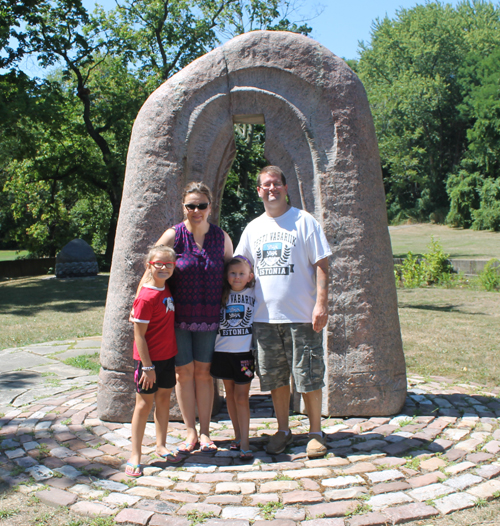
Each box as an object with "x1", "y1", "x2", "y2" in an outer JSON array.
[{"x1": 56, "y1": 239, "x2": 98, "y2": 278}]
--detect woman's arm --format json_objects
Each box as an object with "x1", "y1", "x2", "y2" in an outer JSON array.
[
  {"x1": 135, "y1": 228, "x2": 176, "y2": 298},
  {"x1": 223, "y1": 230, "x2": 234, "y2": 262},
  {"x1": 157, "y1": 228, "x2": 176, "y2": 248}
]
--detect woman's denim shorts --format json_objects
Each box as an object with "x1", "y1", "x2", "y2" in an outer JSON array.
[{"x1": 174, "y1": 328, "x2": 217, "y2": 367}]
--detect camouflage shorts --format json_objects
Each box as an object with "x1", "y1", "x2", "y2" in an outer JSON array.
[{"x1": 253, "y1": 322, "x2": 325, "y2": 393}]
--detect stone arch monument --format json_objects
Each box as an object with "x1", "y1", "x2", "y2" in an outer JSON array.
[{"x1": 97, "y1": 30, "x2": 406, "y2": 422}]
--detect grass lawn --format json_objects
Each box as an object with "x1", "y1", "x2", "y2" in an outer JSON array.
[
  {"x1": 1, "y1": 271, "x2": 499, "y2": 390},
  {"x1": 389, "y1": 223, "x2": 500, "y2": 258},
  {"x1": 398, "y1": 286, "x2": 500, "y2": 389},
  {"x1": 0, "y1": 274, "x2": 108, "y2": 349},
  {"x1": 0, "y1": 250, "x2": 29, "y2": 261}
]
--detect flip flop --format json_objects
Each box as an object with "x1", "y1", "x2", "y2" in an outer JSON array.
[
  {"x1": 157, "y1": 449, "x2": 184, "y2": 464},
  {"x1": 239, "y1": 449, "x2": 254, "y2": 461},
  {"x1": 125, "y1": 461, "x2": 143, "y2": 477},
  {"x1": 200, "y1": 440, "x2": 217, "y2": 453},
  {"x1": 176, "y1": 440, "x2": 199, "y2": 454},
  {"x1": 230, "y1": 440, "x2": 241, "y2": 451}
]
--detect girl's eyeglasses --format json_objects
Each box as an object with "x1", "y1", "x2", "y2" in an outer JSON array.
[
  {"x1": 184, "y1": 203, "x2": 209, "y2": 211},
  {"x1": 149, "y1": 261, "x2": 175, "y2": 269}
]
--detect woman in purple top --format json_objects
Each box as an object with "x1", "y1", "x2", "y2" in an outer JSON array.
[{"x1": 156, "y1": 182, "x2": 233, "y2": 452}]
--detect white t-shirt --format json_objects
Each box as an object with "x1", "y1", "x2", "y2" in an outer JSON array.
[
  {"x1": 214, "y1": 287, "x2": 255, "y2": 353},
  {"x1": 235, "y1": 207, "x2": 331, "y2": 323}
]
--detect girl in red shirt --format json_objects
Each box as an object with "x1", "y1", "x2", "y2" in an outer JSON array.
[{"x1": 126, "y1": 245, "x2": 180, "y2": 476}]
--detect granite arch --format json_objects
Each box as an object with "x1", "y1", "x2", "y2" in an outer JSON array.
[{"x1": 98, "y1": 30, "x2": 406, "y2": 422}]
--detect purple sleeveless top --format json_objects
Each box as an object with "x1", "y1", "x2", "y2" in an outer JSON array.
[{"x1": 171, "y1": 222, "x2": 225, "y2": 331}]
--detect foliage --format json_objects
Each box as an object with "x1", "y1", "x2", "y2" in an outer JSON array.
[
  {"x1": 421, "y1": 236, "x2": 453, "y2": 284},
  {"x1": 1, "y1": 0, "x2": 313, "y2": 261},
  {"x1": 478, "y1": 259, "x2": 500, "y2": 292},
  {"x1": 345, "y1": 504, "x2": 372, "y2": 517},
  {"x1": 472, "y1": 178, "x2": 500, "y2": 231},
  {"x1": 395, "y1": 237, "x2": 453, "y2": 288},
  {"x1": 357, "y1": 1, "x2": 500, "y2": 226},
  {"x1": 258, "y1": 501, "x2": 284, "y2": 520},
  {"x1": 395, "y1": 252, "x2": 425, "y2": 288},
  {"x1": 186, "y1": 511, "x2": 215, "y2": 525},
  {"x1": 219, "y1": 124, "x2": 266, "y2": 246},
  {"x1": 0, "y1": 509, "x2": 20, "y2": 519}
]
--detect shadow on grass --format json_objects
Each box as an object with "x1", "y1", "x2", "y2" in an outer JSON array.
[
  {"x1": 399, "y1": 303, "x2": 488, "y2": 315},
  {"x1": 0, "y1": 275, "x2": 109, "y2": 317}
]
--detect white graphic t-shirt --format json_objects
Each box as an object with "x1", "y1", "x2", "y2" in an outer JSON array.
[
  {"x1": 214, "y1": 287, "x2": 255, "y2": 353},
  {"x1": 235, "y1": 207, "x2": 331, "y2": 323}
]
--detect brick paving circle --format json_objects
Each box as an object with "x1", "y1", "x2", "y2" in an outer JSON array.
[{"x1": 2, "y1": 339, "x2": 500, "y2": 525}]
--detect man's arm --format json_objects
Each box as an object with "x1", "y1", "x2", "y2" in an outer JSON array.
[{"x1": 312, "y1": 257, "x2": 329, "y2": 332}]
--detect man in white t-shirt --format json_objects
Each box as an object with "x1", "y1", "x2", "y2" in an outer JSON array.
[{"x1": 235, "y1": 166, "x2": 331, "y2": 458}]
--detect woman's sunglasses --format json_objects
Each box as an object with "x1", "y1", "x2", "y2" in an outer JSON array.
[{"x1": 184, "y1": 203, "x2": 209, "y2": 211}]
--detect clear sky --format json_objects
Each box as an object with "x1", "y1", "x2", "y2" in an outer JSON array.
[
  {"x1": 81, "y1": 0, "x2": 463, "y2": 60},
  {"x1": 13, "y1": 0, "x2": 465, "y2": 76},
  {"x1": 303, "y1": 0, "x2": 462, "y2": 60}
]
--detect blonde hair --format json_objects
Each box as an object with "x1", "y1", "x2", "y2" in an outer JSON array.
[
  {"x1": 182, "y1": 181, "x2": 212, "y2": 204},
  {"x1": 221, "y1": 257, "x2": 255, "y2": 306},
  {"x1": 144, "y1": 244, "x2": 176, "y2": 268}
]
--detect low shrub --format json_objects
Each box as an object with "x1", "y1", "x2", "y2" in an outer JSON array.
[
  {"x1": 396, "y1": 237, "x2": 453, "y2": 288},
  {"x1": 478, "y1": 259, "x2": 500, "y2": 292}
]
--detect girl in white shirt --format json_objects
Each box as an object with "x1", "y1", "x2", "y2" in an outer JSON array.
[{"x1": 210, "y1": 257, "x2": 256, "y2": 460}]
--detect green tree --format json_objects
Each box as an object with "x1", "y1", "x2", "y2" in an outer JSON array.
[
  {"x1": 220, "y1": 124, "x2": 266, "y2": 245},
  {"x1": 357, "y1": 1, "x2": 500, "y2": 225},
  {"x1": 2, "y1": 0, "x2": 313, "y2": 263}
]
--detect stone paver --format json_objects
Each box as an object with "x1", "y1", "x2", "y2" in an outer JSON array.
[
  {"x1": 37, "y1": 487, "x2": 78, "y2": 507},
  {"x1": 382, "y1": 502, "x2": 439, "y2": 523},
  {"x1": 407, "y1": 482, "x2": 454, "y2": 502},
  {"x1": 70, "y1": 501, "x2": 114, "y2": 516},
  {"x1": 444, "y1": 473, "x2": 483, "y2": 491},
  {"x1": 115, "y1": 508, "x2": 154, "y2": 525},
  {"x1": 348, "y1": 512, "x2": 388, "y2": 526},
  {"x1": 467, "y1": 479, "x2": 500, "y2": 500},
  {"x1": 367, "y1": 491, "x2": 413, "y2": 510},
  {"x1": 434, "y1": 492, "x2": 478, "y2": 514},
  {"x1": 3, "y1": 338, "x2": 500, "y2": 525}
]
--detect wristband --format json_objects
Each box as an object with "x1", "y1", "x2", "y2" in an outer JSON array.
[{"x1": 142, "y1": 365, "x2": 155, "y2": 371}]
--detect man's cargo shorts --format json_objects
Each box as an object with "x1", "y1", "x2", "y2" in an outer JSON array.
[{"x1": 253, "y1": 322, "x2": 325, "y2": 393}]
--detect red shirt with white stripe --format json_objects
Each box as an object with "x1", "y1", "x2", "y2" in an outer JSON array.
[{"x1": 131, "y1": 284, "x2": 177, "y2": 361}]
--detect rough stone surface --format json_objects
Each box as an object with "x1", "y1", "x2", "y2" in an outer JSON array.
[
  {"x1": 307, "y1": 500, "x2": 358, "y2": 518},
  {"x1": 383, "y1": 503, "x2": 439, "y2": 523},
  {"x1": 98, "y1": 29, "x2": 406, "y2": 422},
  {"x1": 5, "y1": 338, "x2": 500, "y2": 526},
  {"x1": 37, "y1": 487, "x2": 77, "y2": 508},
  {"x1": 304, "y1": 520, "x2": 344, "y2": 526},
  {"x1": 367, "y1": 492, "x2": 413, "y2": 510},
  {"x1": 55, "y1": 239, "x2": 98, "y2": 278},
  {"x1": 348, "y1": 512, "x2": 390, "y2": 526},
  {"x1": 434, "y1": 492, "x2": 478, "y2": 514},
  {"x1": 70, "y1": 501, "x2": 114, "y2": 517},
  {"x1": 115, "y1": 508, "x2": 154, "y2": 525},
  {"x1": 408, "y1": 483, "x2": 454, "y2": 502},
  {"x1": 467, "y1": 479, "x2": 500, "y2": 500}
]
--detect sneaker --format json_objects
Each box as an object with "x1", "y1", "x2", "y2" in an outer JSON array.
[
  {"x1": 306, "y1": 432, "x2": 327, "y2": 459},
  {"x1": 266, "y1": 430, "x2": 293, "y2": 455}
]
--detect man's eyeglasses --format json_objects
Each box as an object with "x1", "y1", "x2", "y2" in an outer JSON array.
[
  {"x1": 259, "y1": 182, "x2": 284, "y2": 189},
  {"x1": 149, "y1": 261, "x2": 175, "y2": 269},
  {"x1": 184, "y1": 203, "x2": 209, "y2": 211}
]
